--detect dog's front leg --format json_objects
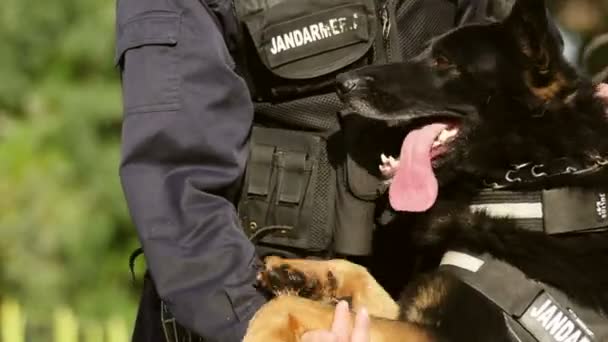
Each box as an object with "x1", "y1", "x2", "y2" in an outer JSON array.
[{"x1": 257, "y1": 256, "x2": 400, "y2": 320}]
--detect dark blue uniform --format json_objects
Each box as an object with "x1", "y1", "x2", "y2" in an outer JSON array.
[
  {"x1": 115, "y1": 0, "x2": 496, "y2": 341},
  {"x1": 115, "y1": 0, "x2": 264, "y2": 340}
]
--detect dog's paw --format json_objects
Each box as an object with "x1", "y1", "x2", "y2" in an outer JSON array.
[{"x1": 257, "y1": 256, "x2": 340, "y2": 303}]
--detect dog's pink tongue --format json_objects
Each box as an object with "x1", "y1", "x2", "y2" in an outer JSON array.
[{"x1": 389, "y1": 123, "x2": 448, "y2": 212}]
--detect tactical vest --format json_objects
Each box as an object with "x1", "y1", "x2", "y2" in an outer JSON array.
[{"x1": 232, "y1": 0, "x2": 489, "y2": 257}]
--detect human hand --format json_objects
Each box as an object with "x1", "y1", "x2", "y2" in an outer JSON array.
[{"x1": 301, "y1": 301, "x2": 370, "y2": 342}]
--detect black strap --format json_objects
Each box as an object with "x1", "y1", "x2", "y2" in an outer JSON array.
[
  {"x1": 129, "y1": 247, "x2": 144, "y2": 283},
  {"x1": 470, "y1": 188, "x2": 608, "y2": 235},
  {"x1": 440, "y1": 252, "x2": 599, "y2": 342},
  {"x1": 441, "y1": 254, "x2": 543, "y2": 317}
]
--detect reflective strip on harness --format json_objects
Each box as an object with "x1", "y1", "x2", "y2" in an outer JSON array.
[
  {"x1": 439, "y1": 251, "x2": 485, "y2": 272},
  {"x1": 469, "y1": 188, "x2": 608, "y2": 234},
  {"x1": 469, "y1": 202, "x2": 543, "y2": 219}
]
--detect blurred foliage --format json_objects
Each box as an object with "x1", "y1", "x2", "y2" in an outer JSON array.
[
  {"x1": 551, "y1": 0, "x2": 608, "y2": 36},
  {"x1": 0, "y1": 0, "x2": 139, "y2": 334}
]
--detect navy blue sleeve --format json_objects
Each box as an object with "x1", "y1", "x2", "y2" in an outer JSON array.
[{"x1": 115, "y1": 0, "x2": 267, "y2": 340}]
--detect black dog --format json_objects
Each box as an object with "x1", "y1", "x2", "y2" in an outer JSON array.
[{"x1": 243, "y1": 1, "x2": 608, "y2": 341}]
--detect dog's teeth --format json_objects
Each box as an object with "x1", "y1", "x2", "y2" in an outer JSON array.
[
  {"x1": 388, "y1": 156, "x2": 399, "y2": 168},
  {"x1": 435, "y1": 128, "x2": 459, "y2": 145},
  {"x1": 381, "y1": 153, "x2": 389, "y2": 164}
]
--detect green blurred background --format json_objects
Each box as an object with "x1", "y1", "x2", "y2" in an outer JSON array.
[
  {"x1": 1, "y1": 0, "x2": 139, "y2": 340},
  {"x1": 0, "y1": 0, "x2": 606, "y2": 341}
]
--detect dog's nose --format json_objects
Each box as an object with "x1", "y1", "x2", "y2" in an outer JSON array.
[{"x1": 336, "y1": 73, "x2": 364, "y2": 96}]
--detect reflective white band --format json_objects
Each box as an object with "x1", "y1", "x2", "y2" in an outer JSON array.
[
  {"x1": 469, "y1": 202, "x2": 543, "y2": 219},
  {"x1": 440, "y1": 251, "x2": 485, "y2": 273}
]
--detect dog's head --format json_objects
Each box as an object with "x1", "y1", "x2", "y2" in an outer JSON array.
[{"x1": 337, "y1": 0, "x2": 608, "y2": 212}]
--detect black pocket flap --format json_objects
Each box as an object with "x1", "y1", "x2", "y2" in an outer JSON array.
[
  {"x1": 115, "y1": 10, "x2": 181, "y2": 66},
  {"x1": 238, "y1": 0, "x2": 377, "y2": 79},
  {"x1": 345, "y1": 156, "x2": 385, "y2": 201},
  {"x1": 278, "y1": 150, "x2": 309, "y2": 204},
  {"x1": 248, "y1": 144, "x2": 276, "y2": 196}
]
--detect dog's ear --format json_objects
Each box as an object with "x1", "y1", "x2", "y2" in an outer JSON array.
[
  {"x1": 503, "y1": 0, "x2": 560, "y2": 74},
  {"x1": 503, "y1": 0, "x2": 571, "y2": 103}
]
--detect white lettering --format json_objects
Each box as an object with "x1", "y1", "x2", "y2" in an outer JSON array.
[
  {"x1": 329, "y1": 18, "x2": 341, "y2": 35},
  {"x1": 275, "y1": 35, "x2": 286, "y2": 53},
  {"x1": 310, "y1": 24, "x2": 321, "y2": 41},
  {"x1": 270, "y1": 36, "x2": 278, "y2": 54},
  {"x1": 530, "y1": 299, "x2": 551, "y2": 318},
  {"x1": 293, "y1": 29, "x2": 303, "y2": 46},
  {"x1": 269, "y1": 14, "x2": 360, "y2": 55},
  {"x1": 338, "y1": 17, "x2": 347, "y2": 31},
  {"x1": 284, "y1": 32, "x2": 295, "y2": 50},
  {"x1": 320, "y1": 23, "x2": 331, "y2": 38},
  {"x1": 545, "y1": 311, "x2": 568, "y2": 335},
  {"x1": 563, "y1": 330, "x2": 582, "y2": 342},
  {"x1": 597, "y1": 193, "x2": 607, "y2": 219},
  {"x1": 555, "y1": 321, "x2": 575, "y2": 341},
  {"x1": 302, "y1": 27, "x2": 313, "y2": 44},
  {"x1": 537, "y1": 305, "x2": 557, "y2": 327}
]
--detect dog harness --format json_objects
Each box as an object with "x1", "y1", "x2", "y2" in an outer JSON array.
[
  {"x1": 469, "y1": 187, "x2": 608, "y2": 235},
  {"x1": 454, "y1": 166, "x2": 608, "y2": 342},
  {"x1": 440, "y1": 249, "x2": 608, "y2": 342},
  {"x1": 440, "y1": 251, "x2": 608, "y2": 342}
]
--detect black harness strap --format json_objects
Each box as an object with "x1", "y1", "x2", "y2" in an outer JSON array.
[
  {"x1": 470, "y1": 187, "x2": 608, "y2": 235},
  {"x1": 440, "y1": 251, "x2": 604, "y2": 342}
]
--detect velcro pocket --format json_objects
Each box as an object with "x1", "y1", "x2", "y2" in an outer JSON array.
[
  {"x1": 238, "y1": 126, "x2": 336, "y2": 252},
  {"x1": 115, "y1": 10, "x2": 182, "y2": 113},
  {"x1": 115, "y1": 11, "x2": 181, "y2": 66},
  {"x1": 237, "y1": 0, "x2": 377, "y2": 80}
]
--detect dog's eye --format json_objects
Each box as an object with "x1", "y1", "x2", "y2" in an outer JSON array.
[{"x1": 431, "y1": 55, "x2": 452, "y2": 69}]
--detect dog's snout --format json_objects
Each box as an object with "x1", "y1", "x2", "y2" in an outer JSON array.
[{"x1": 336, "y1": 74, "x2": 367, "y2": 96}]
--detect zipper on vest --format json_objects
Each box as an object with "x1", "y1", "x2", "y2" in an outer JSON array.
[{"x1": 380, "y1": 0, "x2": 393, "y2": 62}]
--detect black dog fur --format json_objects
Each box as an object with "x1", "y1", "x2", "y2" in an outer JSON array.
[{"x1": 331, "y1": 0, "x2": 608, "y2": 339}]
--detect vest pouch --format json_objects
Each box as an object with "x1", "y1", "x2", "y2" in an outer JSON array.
[
  {"x1": 238, "y1": 126, "x2": 336, "y2": 252},
  {"x1": 235, "y1": 0, "x2": 379, "y2": 101},
  {"x1": 332, "y1": 113, "x2": 397, "y2": 255}
]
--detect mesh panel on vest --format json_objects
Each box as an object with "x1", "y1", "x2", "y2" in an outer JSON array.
[
  {"x1": 308, "y1": 139, "x2": 334, "y2": 248},
  {"x1": 254, "y1": 93, "x2": 341, "y2": 132},
  {"x1": 253, "y1": 0, "x2": 462, "y2": 131},
  {"x1": 396, "y1": 0, "x2": 458, "y2": 59}
]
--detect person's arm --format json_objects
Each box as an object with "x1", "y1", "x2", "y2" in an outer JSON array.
[{"x1": 115, "y1": 0, "x2": 266, "y2": 340}]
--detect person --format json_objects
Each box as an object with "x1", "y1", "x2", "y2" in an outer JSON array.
[
  {"x1": 114, "y1": 0, "x2": 515, "y2": 341},
  {"x1": 302, "y1": 302, "x2": 370, "y2": 342}
]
